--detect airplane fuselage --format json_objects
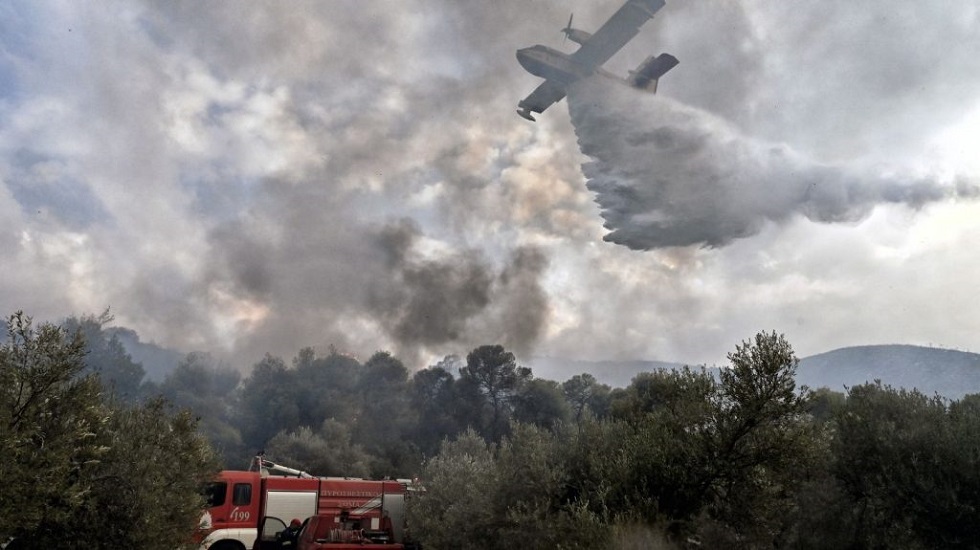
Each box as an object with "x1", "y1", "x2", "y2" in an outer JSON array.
[
  {"x1": 514, "y1": 0, "x2": 675, "y2": 121},
  {"x1": 516, "y1": 45, "x2": 593, "y2": 85},
  {"x1": 517, "y1": 45, "x2": 643, "y2": 90}
]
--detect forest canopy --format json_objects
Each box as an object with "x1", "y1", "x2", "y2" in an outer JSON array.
[{"x1": 4, "y1": 311, "x2": 980, "y2": 549}]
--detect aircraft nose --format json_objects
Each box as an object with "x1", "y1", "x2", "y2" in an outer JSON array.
[{"x1": 516, "y1": 47, "x2": 534, "y2": 72}]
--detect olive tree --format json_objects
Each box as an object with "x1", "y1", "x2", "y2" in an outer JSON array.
[
  {"x1": 1, "y1": 312, "x2": 219, "y2": 549},
  {"x1": 0, "y1": 312, "x2": 105, "y2": 538}
]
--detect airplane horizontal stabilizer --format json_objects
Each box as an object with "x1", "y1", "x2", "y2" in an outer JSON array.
[{"x1": 628, "y1": 53, "x2": 679, "y2": 91}]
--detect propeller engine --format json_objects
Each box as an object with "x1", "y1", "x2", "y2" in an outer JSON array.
[{"x1": 560, "y1": 13, "x2": 592, "y2": 46}]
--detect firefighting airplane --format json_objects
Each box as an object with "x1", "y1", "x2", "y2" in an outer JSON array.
[{"x1": 515, "y1": 0, "x2": 678, "y2": 121}]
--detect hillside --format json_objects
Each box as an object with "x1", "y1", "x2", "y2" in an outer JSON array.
[{"x1": 796, "y1": 345, "x2": 980, "y2": 399}]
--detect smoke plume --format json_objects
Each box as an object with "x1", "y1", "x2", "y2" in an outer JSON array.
[
  {"x1": 6, "y1": 1, "x2": 980, "y2": 368},
  {"x1": 368, "y1": 220, "x2": 549, "y2": 359},
  {"x1": 567, "y1": 76, "x2": 968, "y2": 250}
]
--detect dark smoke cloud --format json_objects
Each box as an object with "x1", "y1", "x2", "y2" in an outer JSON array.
[
  {"x1": 371, "y1": 219, "x2": 493, "y2": 347},
  {"x1": 493, "y1": 246, "x2": 549, "y2": 353},
  {"x1": 568, "y1": 76, "x2": 969, "y2": 250},
  {"x1": 368, "y1": 220, "x2": 549, "y2": 358}
]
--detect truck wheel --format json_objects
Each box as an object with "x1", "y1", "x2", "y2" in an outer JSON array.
[{"x1": 208, "y1": 542, "x2": 245, "y2": 550}]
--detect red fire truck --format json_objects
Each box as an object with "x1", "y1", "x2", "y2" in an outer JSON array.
[{"x1": 196, "y1": 456, "x2": 415, "y2": 550}]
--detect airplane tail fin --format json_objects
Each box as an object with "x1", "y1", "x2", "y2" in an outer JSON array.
[{"x1": 627, "y1": 53, "x2": 679, "y2": 92}]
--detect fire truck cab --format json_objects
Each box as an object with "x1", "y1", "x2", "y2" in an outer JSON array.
[{"x1": 197, "y1": 457, "x2": 412, "y2": 550}]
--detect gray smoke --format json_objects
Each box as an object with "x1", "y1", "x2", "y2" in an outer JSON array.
[
  {"x1": 568, "y1": 76, "x2": 969, "y2": 250},
  {"x1": 370, "y1": 219, "x2": 493, "y2": 347},
  {"x1": 368, "y1": 219, "x2": 549, "y2": 359},
  {"x1": 493, "y1": 246, "x2": 549, "y2": 353},
  {"x1": 6, "y1": 0, "x2": 980, "y2": 369}
]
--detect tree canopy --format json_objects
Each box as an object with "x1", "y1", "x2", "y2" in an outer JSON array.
[
  {"x1": 7, "y1": 310, "x2": 978, "y2": 548},
  {"x1": 0, "y1": 312, "x2": 218, "y2": 548}
]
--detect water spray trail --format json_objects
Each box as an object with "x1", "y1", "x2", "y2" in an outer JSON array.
[{"x1": 567, "y1": 76, "x2": 968, "y2": 250}]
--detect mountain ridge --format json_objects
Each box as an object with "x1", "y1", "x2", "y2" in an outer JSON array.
[{"x1": 796, "y1": 344, "x2": 980, "y2": 399}]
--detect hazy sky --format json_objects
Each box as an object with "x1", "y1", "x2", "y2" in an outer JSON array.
[{"x1": 2, "y1": 1, "x2": 979, "y2": 371}]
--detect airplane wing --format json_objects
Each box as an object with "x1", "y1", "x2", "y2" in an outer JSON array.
[
  {"x1": 516, "y1": 80, "x2": 567, "y2": 121},
  {"x1": 571, "y1": 0, "x2": 667, "y2": 70}
]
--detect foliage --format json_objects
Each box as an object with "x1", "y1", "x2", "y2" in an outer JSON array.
[
  {"x1": 292, "y1": 348, "x2": 360, "y2": 432},
  {"x1": 831, "y1": 382, "x2": 980, "y2": 548},
  {"x1": 409, "y1": 332, "x2": 821, "y2": 548},
  {"x1": 13, "y1": 310, "x2": 979, "y2": 549},
  {"x1": 562, "y1": 373, "x2": 612, "y2": 423},
  {"x1": 408, "y1": 427, "x2": 608, "y2": 550},
  {"x1": 26, "y1": 398, "x2": 219, "y2": 549},
  {"x1": 0, "y1": 312, "x2": 219, "y2": 549},
  {"x1": 62, "y1": 310, "x2": 146, "y2": 402},
  {"x1": 160, "y1": 352, "x2": 243, "y2": 465},
  {"x1": 238, "y1": 354, "x2": 301, "y2": 450},
  {"x1": 706, "y1": 331, "x2": 817, "y2": 543},
  {"x1": 0, "y1": 312, "x2": 106, "y2": 537},
  {"x1": 237, "y1": 348, "x2": 421, "y2": 477},
  {"x1": 511, "y1": 378, "x2": 570, "y2": 428},
  {"x1": 608, "y1": 368, "x2": 719, "y2": 525},
  {"x1": 492, "y1": 423, "x2": 607, "y2": 548},
  {"x1": 406, "y1": 431, "x2": 500, "y2": 549},
  {"x1": 410, "y1": 365, "x2": 460, "y2": 456},
  {"x1": 806, "y1": 386, "x2": 846, "y2": 423},
  {"x1": 354, "y1": 352, "x2": 418, "y2": 475},
  {"x1": 264, "y1": 420, "x2": 373, "y2": 478},
  {"x1": 459, "y1": 344, "x2": 532, "y2": 442}
]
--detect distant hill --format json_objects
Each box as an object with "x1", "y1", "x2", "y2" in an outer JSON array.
[
  {"x1": 529, "y1": 345, "x2": 980, "y2": 400},
  {"x1": 796, "y1": 345, "x2": 980, "y2": 399},
  {"x1": 107, "y1": 327, "x2": 183, "y2": 382}
]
